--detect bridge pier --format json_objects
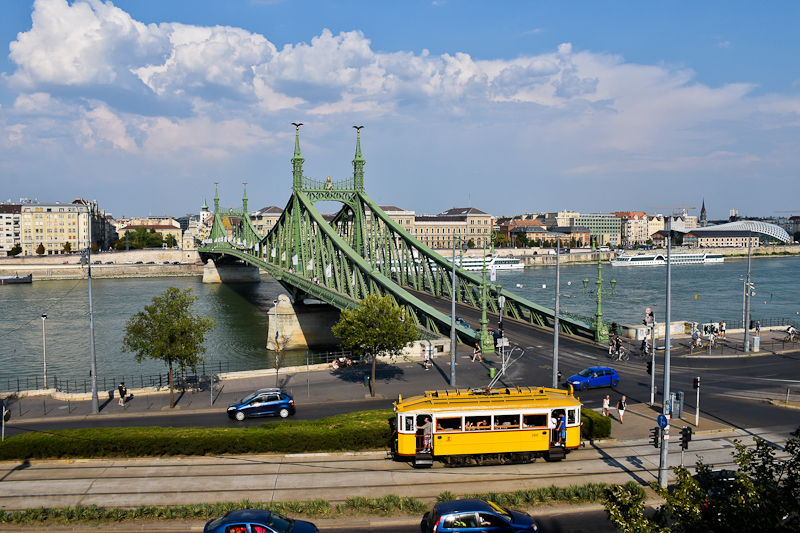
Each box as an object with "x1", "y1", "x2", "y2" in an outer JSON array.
[
  {"x1": 267, "y1": 295, "x2": 342, "y2": 350},
  {"x1": 202, "y1": 259, "x2": 261, "y2": 283}
]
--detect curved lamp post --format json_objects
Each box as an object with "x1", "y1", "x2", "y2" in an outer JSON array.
[
  {"x1": 582, "y1": 253, "x2": 617, "y2": 343},
  {"x1": 450, "y1": 237, "x2": 468, "y2": 387}
]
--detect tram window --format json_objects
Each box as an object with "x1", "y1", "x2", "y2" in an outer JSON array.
[
  {"x1": 404, "y1": 416, "x2": 415, "y2": 432},
  {"x1": 494, "y1": 414, "x2": 519, "y2": 429},
  {"x1": 523, "y1": 414, "x2": 547, "y2": 427},
  {"x1": 567, "y1": 409, "x2": 577, "y2": 425},
  {"x1": 435, "y1": 417, "x2": 462, "y2": 432},
  {"x1": 465, "y1": 416, "x2": 489, "y2": 430}
]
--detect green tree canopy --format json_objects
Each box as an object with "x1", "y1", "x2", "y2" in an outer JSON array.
[
  {"x1": 605, "y1": 426, "x2": 800, "y2": 532},
  {"x1": 115, "y1": 228, "x2": 164, "y2": 250},
  {"x1": 91, "y1": 241, "x2": 99, "y2": 252},
  {"x1": 8, "y1": 244, "x2": 22, "y2": 256},
  {"x1": 332, "y1": 294, "x2": 417, "y2": 397},
  {"x1": 122, "y1": 287, "x2": 215, "y2": 408},
  {"x1": 63, "y1": 242, "x2": 72, "y2": 253},
  {"x1": 493, "y1": 233, "x2": 509, "y2": 248}
]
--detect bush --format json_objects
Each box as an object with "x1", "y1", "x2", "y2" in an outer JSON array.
[
  {"x1": 0, "y1": 409, "x2": 394, "y2": 460},
  {"x1": 581, "y1": 409, "x2": 612, "y2": 440}
]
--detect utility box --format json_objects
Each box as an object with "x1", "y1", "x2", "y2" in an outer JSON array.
[
  {"x1": 753, "y1": 336, "x2": 760, "y2": 352},
  {"x1": 671, "y1": 392, "x2": 685, "y2": 418}
]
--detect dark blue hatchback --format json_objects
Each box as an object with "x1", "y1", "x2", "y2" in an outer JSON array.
[
  {"x1": 421, "y1": 499, "x2": 537, "y2": 532},
  {"x1": 566, "y1": 366, "x2": 620, "y2": 391},
  {"x1": 227, "y1": 388, "x2": 295, "y2": 421}
]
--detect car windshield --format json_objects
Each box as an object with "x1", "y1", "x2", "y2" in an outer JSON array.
[
  {"x1": 240, "y1": 393, "x2": 257, "y2": 404},
  {"x1": 486, "y1": 501, "x2": 512, "y2": 522},
  {"x1": 577, "y1": 369, "x2": 593, "y2": 378},
  {"x1": 265, "y1": 511, "x2": 293, "y2": 533}
]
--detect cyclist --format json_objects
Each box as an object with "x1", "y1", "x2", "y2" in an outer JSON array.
[
  {"x1": 788, "y1": 326, "x2": 798, "y2": 340},
  {"x1": 614, "y1": 336, "x2": 625, "y2": 361},
  {"x1": 640, "y1": 337, "x2": 650, "y2": 356}
]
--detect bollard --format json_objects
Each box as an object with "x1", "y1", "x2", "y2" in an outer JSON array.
[
  {"x1": 490, "y1": 368, "x2": 496, "y2": 379},
  {"x1": 43, "y1": 401, "x2": 46, "y2": 416},
  {"x1": 788, "y1": 388, "x2": 791, "y2": 404}
]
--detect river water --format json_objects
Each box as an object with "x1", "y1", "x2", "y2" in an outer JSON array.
[{"x1": 1, "y1": 256, "x2": 798, "y2": 385}]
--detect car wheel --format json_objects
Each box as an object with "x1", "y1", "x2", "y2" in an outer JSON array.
[
  {"x1": 235, "y1": 411, "x2": 246, "y2": 421},
  {"x1": 611, "y1": 380, "x2": 619, "y2": 388},
  {"x1": 580, "y1": 383, "x2": 588, "y2": 391},
  {"x1": 279, "y1": 408, "x2": 290, "y2": 418}
]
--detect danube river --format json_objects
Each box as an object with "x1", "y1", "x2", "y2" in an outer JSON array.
[{"x1": 0, "y1": 256, "x2": 798, "y2": 386}]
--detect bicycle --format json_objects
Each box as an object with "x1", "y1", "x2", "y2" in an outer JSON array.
[
  {"x1": 783, "y1": 333, "x2": 799, "y2": 344},
  {"x1": 611, "y1": 347, "x2": 629, "y2": 362}
]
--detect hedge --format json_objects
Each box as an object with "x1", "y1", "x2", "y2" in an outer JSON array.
[
  {"x1": 0, "y1": 407, "x2": 612, "y2": 460},
  {"x1": 581, "y1": 408, "x2": 612, "y2": 440},
  {"x1": 0, "y1": 409, "x2": 395, "y2": 460}
]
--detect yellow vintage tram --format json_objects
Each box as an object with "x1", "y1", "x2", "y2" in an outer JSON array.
[{"x1": 393, "y1": 386, "x2": 582, "y2": 467}]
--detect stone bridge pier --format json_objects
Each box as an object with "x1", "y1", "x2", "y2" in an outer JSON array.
[
  {"x1": 267, "y1": 295, "x2": 342, "y2": 350},
  {"x1": 202, "y1": 258, "x2": 261, "y2": 283}
]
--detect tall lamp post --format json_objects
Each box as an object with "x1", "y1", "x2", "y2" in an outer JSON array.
[
  {"x1": 41, "y1": 314, "x2": 47, "y2": 389},
  {"x1": 658, "y1": 230, "x2": 674, "y2": 488},
  {"x1": 552, "y1": 237, "x2": 561, "y2": 388},
  {"x1": 450, "y1": 237, "x2": 468, "y2": 387},
  {"x1": 582, "y1": 250, "x2": 616, "y2": 343}
]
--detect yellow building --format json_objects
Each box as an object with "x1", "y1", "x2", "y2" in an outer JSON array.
[{"x1": 20, "y1": 199, "x2": 106, "y2": 255}]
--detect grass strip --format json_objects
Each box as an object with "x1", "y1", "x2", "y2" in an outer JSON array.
[
  {"x1": 0, "y1": 409, "x2": 395, "y2": 460},
  {"x1": 0, "y1": 482, "x2": 647, "y2": 524}
]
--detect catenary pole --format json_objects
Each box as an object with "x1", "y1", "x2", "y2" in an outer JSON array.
[
  {"x1": 450, "y1": 237, "x2": 458, "y2": 387},
  {"x1": 88, "y1": 218, "x2": 99, "y2": 414},
  {"x1": 658, "y1": 232, "x2": 673, "y2": 488},
  {"x1": 552, "y1": 237, "x2": 560, "y2": 388},
  {"x1": 744, "y1": 231, "x2": 753, "y2": 352}
]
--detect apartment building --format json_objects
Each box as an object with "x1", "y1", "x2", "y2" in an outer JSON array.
[
  {"x1": 438, "y1": 207, "x2": 494, "y2": 248},
  {"x1": 0, "y1": 204, "x2": 21, "y2": 256},
  {"x1": 574, "y1": 213, "x2": 621, "y2": 247},
  {"x1": 20, "y1": 198, "x2": 108, "y2": 255},
  {"x1": 613, "y1": 212, "x2": 650, "y2": 246}
]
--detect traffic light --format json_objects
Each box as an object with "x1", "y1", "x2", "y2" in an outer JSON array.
[
  {"x1": 650, "y1": 427, "x2": 660, "y2": 449},
  {"x1": 647, "y1": 361, "x2": 653, "y2": 375},
  {"x1": 693, "y1": 377, "x2": 700, "y2": 389},
  {"x1": 680, "y1": 427, "x2": 692, "y2": 450}
]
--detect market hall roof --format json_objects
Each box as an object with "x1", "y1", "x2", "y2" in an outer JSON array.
[{"x1": 700, "y1": 221, "x2": 791, "y2": 242}]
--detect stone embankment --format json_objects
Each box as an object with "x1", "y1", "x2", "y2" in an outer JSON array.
[{"x1": 0, "y1": 249, "x2": 202, "y2": 280}]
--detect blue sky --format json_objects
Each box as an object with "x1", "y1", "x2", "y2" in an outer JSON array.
[{"x1": 1, "y1": 0, "x2": 798, "y2": 220}]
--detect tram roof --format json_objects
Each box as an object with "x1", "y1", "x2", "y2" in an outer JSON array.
[{"x1": 394, "y1": 386, "x2": 581, "y2": 413}]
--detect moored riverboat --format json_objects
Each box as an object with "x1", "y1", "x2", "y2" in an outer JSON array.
[{"x1": 611, "y1": 252, "x2": 724, "y2": 266}]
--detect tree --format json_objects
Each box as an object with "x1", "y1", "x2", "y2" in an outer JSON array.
[
  {"x1": 122, "y1": 287, "x2": 215, "y2": 408},
  {"x1": 91, "y1": 241, "x2": 99, "y2": 252},
  {"x1": 493, "y1": 233, "x2": 509, "y2": 248},
  {"x1": 515, "y1": 233, "x2": 528, "y2": 248},
  {"x1": 35, "y1": 243, "x2": 45, "y2": 255},
  {"x1": 273, "y1": 331, "x2": 292, "y2": 388},
  {"x1": 467, "y1": 239, "x2": 476, "y2": 248},
  {"x1": 63, "y1": 242, "x2": 72, "y2": 254},
  {"x1": 114, "y1": 228, "x2": 164, "y2": 250},
  {"x1": 332, "y1": 294, "x2": 417, "y2": 397},
  {"x1": 604, "y1": 426, "x2": 800, "y2": 532},
  {"x1": 165, "y1": 234, "x2": 177, "y2": 248},
  {"x1": 8, "y1": 244, "x2": 21, "y2": 256}
]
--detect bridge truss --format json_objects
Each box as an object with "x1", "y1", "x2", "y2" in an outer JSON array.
[{"x1": 198, "y1": 128, "x2": 597, "y2": 346}]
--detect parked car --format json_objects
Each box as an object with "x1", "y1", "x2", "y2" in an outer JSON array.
[
  {"x1": 92, "y1": 260, "x2": 101, "y2": 264},
  {"x1": 227, "y1": 388, "x2": 295, "y2": 421},
  {"x1": 172, "y1": 261, "x2": 180, "y2": 265},
  {"x1": 124, "y1": 261, "x2": 133, "y2": 264},
  {"x1": 134, "y1": 261, "x2": 143, "y2": 264},
  {"x1": 204, "y1": 509, "x2": 318, "y2": 533},
  {"x1": 105, "y1": 261, "x2": 114, "y2": 264},
  {"x1": 421, "y1": 499, "x2": 538, "y2": 533},
  {"x1": 145, "y1": 261, "x2": 155, "y2": 264},
  {"x1": 566, "y1": 366, "x2": 619, "y2": 390}
]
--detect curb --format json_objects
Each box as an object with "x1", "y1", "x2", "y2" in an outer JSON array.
[{"x1": 768, "y1": 399, "x2": 800, "y2": 410}]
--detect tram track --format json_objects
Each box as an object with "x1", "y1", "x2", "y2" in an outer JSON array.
[{"x1": 0, "y1": 428, "x2": 787, "y2": 510}]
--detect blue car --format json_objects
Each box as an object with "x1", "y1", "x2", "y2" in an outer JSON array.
[
  {"x1": 566, "y1": 366, "x2": 619, "y2": 391},
  {"x1": 421, "y1": 499, "x2": 538, "y2": 532},
  {"x1": 227, "y1": 388, "x2": 296, "y2": 421},
  {"x1": 204, "y1": 509, "x2": 318, "y2": 533}
]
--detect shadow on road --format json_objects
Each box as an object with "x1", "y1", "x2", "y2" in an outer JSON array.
[{"x1": 328, "y1": 361, "x2": 406, "y2": 385}]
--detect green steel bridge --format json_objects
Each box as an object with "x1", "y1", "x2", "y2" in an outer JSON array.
[{"x1": 197, "y1": 127, "x2": 599, "y2": 351}]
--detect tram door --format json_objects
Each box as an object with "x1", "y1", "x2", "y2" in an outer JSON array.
[
  {"x1": 550, "y1": 409, "x2": 565, "y2": 445},
  {"x1": 415, "y1": 414, "x2": 432, "y2": 451}
]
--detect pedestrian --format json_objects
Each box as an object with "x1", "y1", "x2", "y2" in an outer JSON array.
[
  {"x1": 118, "y1": 381, "x2": 127, "y2": 406},
  {"x1": 417, "y1": 416, "x2": 432, "y2": 451},
  {"x1": 602, "y1": 395, "x2": 610, "y2": 417},
  {"x1": 719, "y1": 320, "x2": 726, "y2": 339},
  {"x1": 614, "y1": 336, "x2": 623, "y2": 360},
  {"x1": 616, "y1": 395, "x2": 627, "y2": 424},
  {"x1": 423, "y1": 348, "x2": 431, "y2": 370},
  {"x1": 756, "y1": 320, "x2": 761, "y2": 336},
  {"x1": 558, "y1": 413, "x2": 566, "y2": 445},
  {"x1": 549, "y1": 414, "x2": 557, "y2": 444},
  {"x1": 472, "y1": 345, "x2": 482, "y2": 362}
]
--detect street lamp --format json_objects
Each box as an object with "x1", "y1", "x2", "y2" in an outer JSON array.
[
  {"x1": 41, "y1": 313, "x2": 47, "y2": 389},
  {"x1": 450, "y1": 237, "x2": 468, "y2": 387},
  {"x1": 582, "y1": 255, "x2": 617, "y2": 343}
]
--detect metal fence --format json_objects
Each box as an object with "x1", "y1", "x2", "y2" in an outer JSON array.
[{"x1": 0, "y1": 348, "x2": 355, "y2": 395}]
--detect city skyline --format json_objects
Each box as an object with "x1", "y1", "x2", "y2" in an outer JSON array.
[{"x1": 1, "y1": 1, "x2": 799, "y2": 220}]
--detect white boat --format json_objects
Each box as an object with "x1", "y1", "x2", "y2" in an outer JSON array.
[
  {"x1": 610, "y1": 252, "x2": 724, "y2": 267},
  {"x1": 445, "y1": 254, "x2": 524, "y2": 271}
]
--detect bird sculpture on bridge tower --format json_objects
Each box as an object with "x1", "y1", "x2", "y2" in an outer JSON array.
[{"x1": 292, "y1": 122, "x2": 303, "y2": 130}]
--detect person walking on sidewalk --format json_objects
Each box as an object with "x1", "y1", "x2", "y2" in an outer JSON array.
[
  {"x1": 756, "y1": 320, "x2": 761, "y2": 336},
  {"x1": 616, "y1": 395, "x2": 627, "y2": 424},
  {"x1": 719, "y1": 320, "x2": 726, "y2": 339},
  {"x1": 472, "y1": 345, "x2": 482, "y2": 362},
  {"x1": 118, "y1": 382, "x2": 127, "y2": 406},
  {"x1": 602, "y1": 395, "x2": 610, "y2": 417},
  {"x1": 423, "y1": 349, "x2": 431, "y2": 370}
]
